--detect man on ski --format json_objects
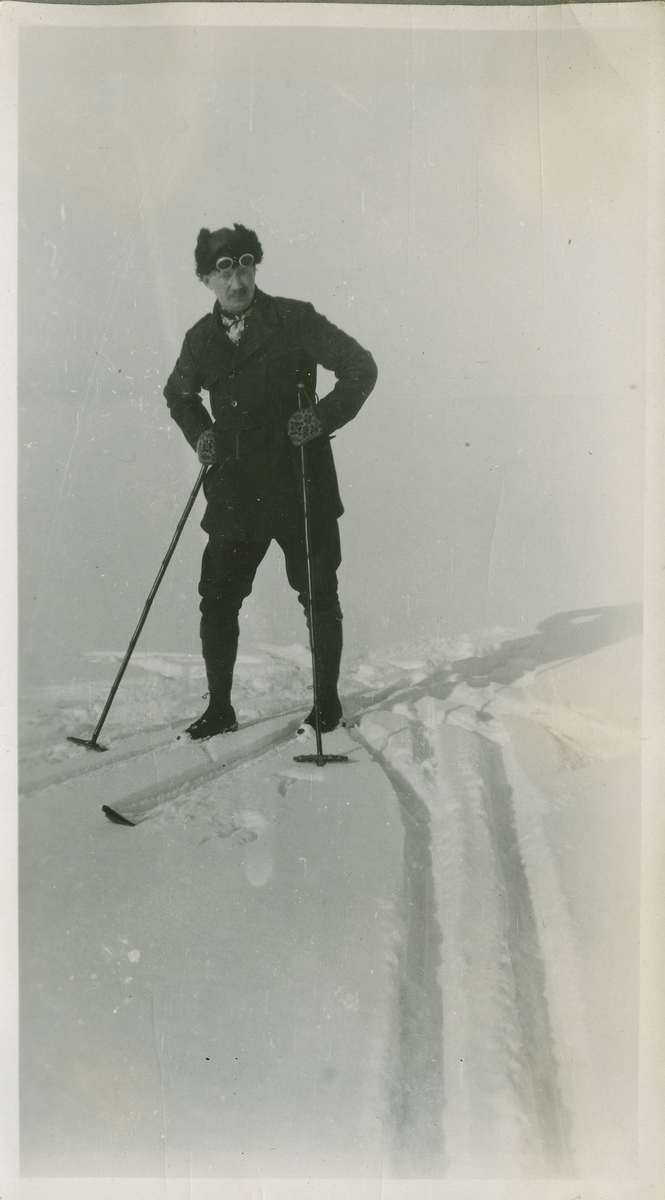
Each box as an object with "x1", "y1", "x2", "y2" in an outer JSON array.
[{"x1": 164, "y1": 223, "x2": 377, "y2": 740}]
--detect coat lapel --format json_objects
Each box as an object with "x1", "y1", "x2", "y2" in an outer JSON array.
[
  {"x1": 232, "y1": 288, "x2": 279, "y2": 367},
  {"x1": 199, "y1": 290, "x2": 279, "y2": 378},
  {"x1": 201, "y1": 307, "x2": 236, "y2": 366}
]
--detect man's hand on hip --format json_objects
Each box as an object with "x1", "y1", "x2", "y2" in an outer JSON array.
[
  {"x1": 287, "y1": 408, "x2": 324, "y2": 447},
  {"x1": 197, "y1": 430, "x2": 218, "y2": 464}
]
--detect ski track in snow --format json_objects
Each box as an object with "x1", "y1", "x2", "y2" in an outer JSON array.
[
  {"x1": 20, "y1": 625, "x2": 641, "y2": 1177},
  {"x1": 359, "y1": 708, "x2": 570, "y2": 1175},
  {"x1": 356, "y1": 628, "x2": 640, "y2": 1176}
]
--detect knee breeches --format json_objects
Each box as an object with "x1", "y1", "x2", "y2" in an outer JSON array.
[
  {"x1": 198, "y1": 522, "x2": 342, "y2": 627},
  {"x1": 198, "y1": 522, "x2": 343, "y2": 693}
]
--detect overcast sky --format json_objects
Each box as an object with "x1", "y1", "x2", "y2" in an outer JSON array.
[{"x1": 19, "y1": 22, "x2": 648, "y2": 685}]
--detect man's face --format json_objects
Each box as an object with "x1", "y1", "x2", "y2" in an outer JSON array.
[{"x1": 204, "y1": 261, "x2": 256, "y2": 314}]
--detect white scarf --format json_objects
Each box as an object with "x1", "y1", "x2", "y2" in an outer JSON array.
[{"x1": 220, "y1": 302, "x2": 253, "y2": 345}]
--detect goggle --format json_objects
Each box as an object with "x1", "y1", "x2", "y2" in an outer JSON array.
[{"x1": 214, "y1": 253, "x2": 255, "y2": 274}]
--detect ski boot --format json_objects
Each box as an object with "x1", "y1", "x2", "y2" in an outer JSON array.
[
  {"x1": 299, "y1": 686, "x2": 344, "y2": 736},
  {"x1": 186, "y1": 701, "x2": 238, "y2": 741}
]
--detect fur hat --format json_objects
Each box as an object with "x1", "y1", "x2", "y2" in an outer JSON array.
[{"x1": 194, "y1": 223, "x2": 264, "y2": 279}]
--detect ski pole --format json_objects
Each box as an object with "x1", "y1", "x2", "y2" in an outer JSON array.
[
  {"x1": 293, "y1": 383, "x2": 348, "y2": 766},
  {"x1": 68, "y1": 464, "x2": 209, "y2": 752}
]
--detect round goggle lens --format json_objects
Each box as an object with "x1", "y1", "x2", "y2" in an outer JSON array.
[{"x1": 215, "y1": 253, "x2": 255, "y2": 272}]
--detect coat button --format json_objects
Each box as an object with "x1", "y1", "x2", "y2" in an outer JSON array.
[{"x1": 230, "y1": 400, "x2": 238, "y2": 407}]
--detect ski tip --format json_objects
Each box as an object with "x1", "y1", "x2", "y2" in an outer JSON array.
[{"x1": 102, "y1": 805, "x2": 136, "y2": 827}]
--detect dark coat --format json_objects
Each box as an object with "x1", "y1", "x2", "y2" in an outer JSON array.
[{"x1": 164, "y1": 288, "x2": 378, "y2": 542}]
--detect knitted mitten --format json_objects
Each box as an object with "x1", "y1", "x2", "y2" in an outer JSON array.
[
  {"x1": 196, "y1": 429, "x2": 218, "y2": 464},
  {"x1": 287, "y1": 408, "x2": 324, "y2": 446}
]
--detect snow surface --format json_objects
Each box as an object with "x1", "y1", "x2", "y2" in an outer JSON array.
[{"x1": 19, "y1": 615, "x2": 642, "y2": 1180}]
